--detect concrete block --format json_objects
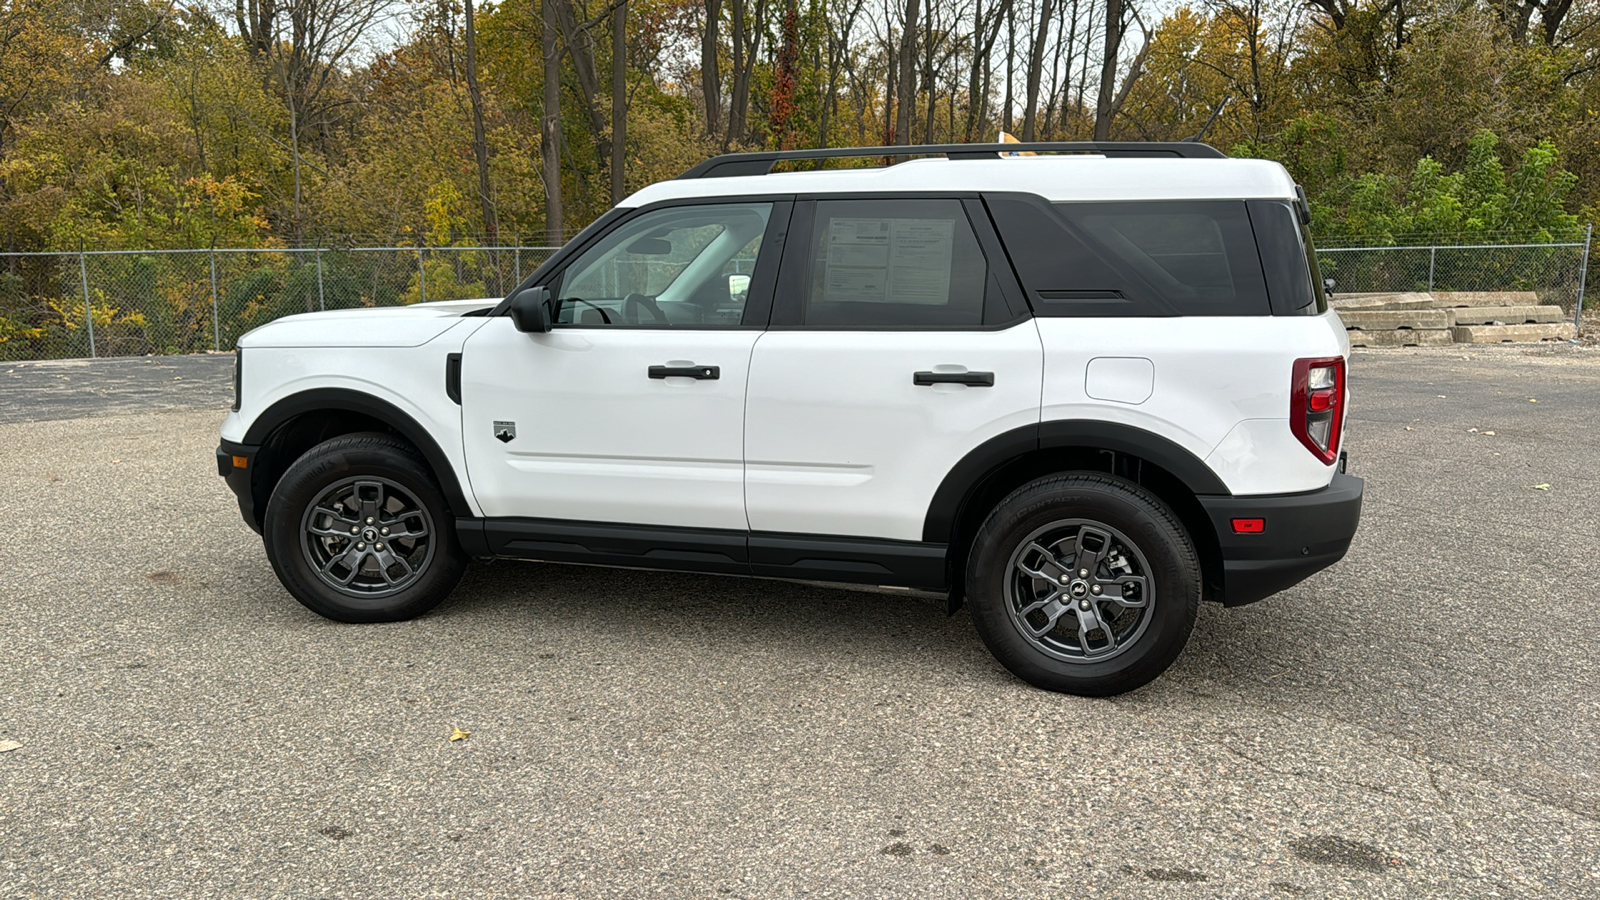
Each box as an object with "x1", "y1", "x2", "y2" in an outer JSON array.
[
  {"x1": 1330, "y1": 293, "x2": 1435, "y2": 310},
  {"x1": 1345, "y1": 328, "x2": 1453, "y2": 348},
  {"x1": 1431, "y1": 291, "x2": 1541, "y2": 308},
  {"x1": 1337, "y1": 309, "x2": 1450, "y2": 330},
  {"x1": 1449, "y1": 323, "x2": 1576, "y2": 343},
  {"x1": 1446, "y1": 305, "x2": 1566, "y2": 326}
]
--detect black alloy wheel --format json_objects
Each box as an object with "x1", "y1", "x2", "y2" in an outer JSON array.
[
  {"x1": 966, "y1": 473, "x2": 1201, "y2": 696},
  {"x1": 263, "y1": 433, "x2": 467, "y2": 623}
]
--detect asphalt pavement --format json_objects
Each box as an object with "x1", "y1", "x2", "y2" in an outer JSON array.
[{"x1": 1, "y1": 345, "x2": 1597, "y2": 897}]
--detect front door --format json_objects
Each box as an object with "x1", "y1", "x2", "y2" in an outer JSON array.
[{"x1": 461, "y1": 200, "x2": 789, "y2": 530}]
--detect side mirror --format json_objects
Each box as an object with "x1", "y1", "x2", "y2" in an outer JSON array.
[
  {"x1": 509, "y1": 286, "x2": 553, "y2": 333},
  {"x1": 1323, "y1": 277, "x2": 1337, "y2": 298}
]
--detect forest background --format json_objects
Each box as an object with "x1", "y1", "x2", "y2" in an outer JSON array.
[
  {"x1": 0, "y1": 0, "x2": 1593, "y2": 357},
  {"x1": 0, "y1": 0, "x2": 1597, "y2": 356},
  {"x1": 4, "y1": 0, "x2": 1598, "y2": 250}
]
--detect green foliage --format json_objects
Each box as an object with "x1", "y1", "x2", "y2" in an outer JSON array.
[{"x1": 1304, "y1": 130, "x2": 1583, "y2": 243}]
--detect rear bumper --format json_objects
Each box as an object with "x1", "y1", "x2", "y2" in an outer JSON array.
[
  {"x1": 1200, "y1": 472, "x2": 1364, "y2": 606},
  {"x1": 217, "y1": 438, "x2": 262, "y2": 534}
]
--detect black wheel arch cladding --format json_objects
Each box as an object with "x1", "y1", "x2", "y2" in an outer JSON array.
[{"x1": 243, "y1": 388, "x2": 473, "y2": 526}]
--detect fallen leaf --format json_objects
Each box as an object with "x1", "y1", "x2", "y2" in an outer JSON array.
[
  {"x1": 1531, "y1": 483, "x2": 1551, "y2": 491},
  {"x1": 0, "y1": 740, "x2": 20, "y2": 753},
  {"x1": 1483, "y1": 430, "x2": 1496, "y2": 436},
  {"x1": 1404, "y1": 426, "x2": 1413, "y2": 431},
  {"x1": 1528, "y1": 398, "x2": 1538, "y2": 403},
  {"x1": 449, "y1": 727, "x2": 471, "y2": 742}
]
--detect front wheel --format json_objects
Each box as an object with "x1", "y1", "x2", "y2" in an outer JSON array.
[
  {"x1": 263, "y1": 433, "x2": 467, "y2": 623},
  {"x1": 966, "y1": 474, "x2": 1200, "y2": 696}
]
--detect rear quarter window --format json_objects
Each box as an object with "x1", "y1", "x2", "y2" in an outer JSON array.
[
  {"x1": 1246, "y1": 199, "x2": 1327, "y2": 315},
  {"x1": 1056, "y1": 200, "x2": 1270, "y2": 316},
  {"x1": 983, "y1": 194, "x2": 1272, "y2": 316}
]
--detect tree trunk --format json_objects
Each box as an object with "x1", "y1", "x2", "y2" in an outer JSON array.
[
  {"x1": 770, "y1": 0, "x2": 800, "y2": 149},
  {"x1": 549, "y1": 0, "x2": 612, "y2": 173},
  {"x1": 923, "y1": 2, "x2": 936, "y2": 143},
  {"x1": 1094, "y1": 0, "x2": 1125, "y2": 140},
  {"x1": 1077, "y1": 0, "x2": 1095, "y2": 129},
  {"x1": 464, "y1": 0, "x2": 498, "y2": 241},
  {"x1": 894, "y1": 0, "x2": 919, "y2": 146},
  {"x1": 701, "y1": 0, "x2": 721, "y2": 139},
  {"x1": 542, "y1": 0, "x2": 563, "y2": 245},
  {"x1": 727, "y1": 0, "x2": 767, "y2": 144},
  {"x1": 964, "y1": 0, "x2": 984, "y2": 142},
  {"x1": 289, "y1": 102, "x2": 303, "y2": 245},
  {"x1": 1051, "y1": 0, "x2": 1078, "y2": 136},
  {"x1": 1002, "y1": 6, "x2": 1015, "y2": 134},
  {"x1": 612, "y1": 0, "x2": 627, "y2": 203},
  {"x1": 1022, "y1": 0, "x2": 1054, "y2": 141}
]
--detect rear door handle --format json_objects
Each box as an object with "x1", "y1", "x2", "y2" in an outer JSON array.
[
  {"x1": 649, "y1": 364, "x2": 720, "y2": 380},
  {"x1": 914, "y1": 371, "x2": 994, "y2": 387}
]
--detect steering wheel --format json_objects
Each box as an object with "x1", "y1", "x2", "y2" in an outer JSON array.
[
  {"x1": 566, "y1": 297, "x2": 613, "y2": 325},
  {"x1": 623, "y1": 293, "x2": 668, "y2": 325}
]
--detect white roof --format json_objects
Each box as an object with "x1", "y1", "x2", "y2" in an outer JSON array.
[{"x1": 623, "y1": 156, "x2": 1298, "y2": 208}]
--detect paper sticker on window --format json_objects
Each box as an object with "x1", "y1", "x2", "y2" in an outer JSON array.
[{"x1": 824, "y1": 217, "x2": 954, "y2": 305}]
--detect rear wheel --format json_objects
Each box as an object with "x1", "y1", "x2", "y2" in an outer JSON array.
[
  {"x1": 263, "y1": 433, "x2": 467, "y2": 623},
  {"x1": 965, "y1": 473, "x2": 1200, "y2": 696}
]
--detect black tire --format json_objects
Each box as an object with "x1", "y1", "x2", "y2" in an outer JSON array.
[
  {"x1": 263, "y1": 432, "x2": 467, "y2": 623},
  {"x1": 965, "y1": 473, "x2": 1200, "y2": 696}
]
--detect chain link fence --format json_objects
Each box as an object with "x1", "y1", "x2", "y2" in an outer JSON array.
[
  {"x1": 2, "y1": 232, "x2": 1594, "y2": 361},
  {"x1": 0, "y1": 246, "x2": 559, "y2": 362},
  {"x1": 1317, "y1": 229, "x2": 1593, "y2": 329}
]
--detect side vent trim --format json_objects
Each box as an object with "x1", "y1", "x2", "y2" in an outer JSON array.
[{"x1": 445, "y1": 353, "x2": 463, "y2": 405}]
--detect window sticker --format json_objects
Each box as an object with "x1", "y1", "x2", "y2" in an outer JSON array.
[{"x1": 824, "y1": 217, "x2": 955, "y2": 305}]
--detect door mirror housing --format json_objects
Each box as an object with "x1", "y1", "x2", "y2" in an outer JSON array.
[
  {"x1": 509, "y1": 286, "x2": 553, "y2": 333},
  {"x1": 1323, "y1": 277, "x2": 1337, "y2": 298}
]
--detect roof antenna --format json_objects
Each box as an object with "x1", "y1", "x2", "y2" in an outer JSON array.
[{"x1": 1184, "y1": 96, "x2": 1232, "y2": 143}]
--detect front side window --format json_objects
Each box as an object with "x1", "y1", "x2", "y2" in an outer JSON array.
[
  {"x1": 800, "y1": 199, "x2": 989, "y2": 327},
  {"x1": 553, "y1": 202, "x2": 772, "y2": 327}
]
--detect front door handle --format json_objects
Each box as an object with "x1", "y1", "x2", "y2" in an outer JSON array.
[
  {"x1": 649, "y1": 364, "x2": 720, "y2": 380},
  {"x1": 914, "y1": 370, "x2": 994, "y2": 387}
]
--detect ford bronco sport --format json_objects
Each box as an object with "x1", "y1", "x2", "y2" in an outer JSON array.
[{"x1": 217, "y1": 141, "x2": 1363, "y2": 696}]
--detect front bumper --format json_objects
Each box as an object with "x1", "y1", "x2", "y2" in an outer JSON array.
[
  {"x1": 1200, "y1": 472, "x2": 1364, "y2": 606},
  {"x1": 217, "y1": 438, "x2": 263, "y2": 534}
]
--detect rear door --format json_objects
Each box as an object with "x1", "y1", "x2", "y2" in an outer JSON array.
[{"x1": 742, "y1": 196, "x2": 1043, "y2": 543}]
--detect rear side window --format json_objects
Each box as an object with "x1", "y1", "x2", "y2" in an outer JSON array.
[
  {"x1": 1246, "y1": 199, "x2": 1327, "y2": 315},
  {"x1": 798, "y1": 199, "x2": 990, "y2": 327},
  {"x1": 983, "y1": 194, "x2": 1271, "y2": 316},
  {"x1": 1057, "y1": 201, "x2": 1269, "y2": 316}
]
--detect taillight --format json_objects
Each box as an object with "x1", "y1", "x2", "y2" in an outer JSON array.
[{"x1": 1291, "y1": 356, "x2": 1345, "y2": 464}]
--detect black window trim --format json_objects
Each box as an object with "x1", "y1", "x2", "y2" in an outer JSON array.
[{"x1": 768, "y1": 191, "x2": 1033, "y2": 332}]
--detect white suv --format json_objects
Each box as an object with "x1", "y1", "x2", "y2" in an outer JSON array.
[{"x1": 217, "y1": 142, "x2": 1363, "y2": 695}]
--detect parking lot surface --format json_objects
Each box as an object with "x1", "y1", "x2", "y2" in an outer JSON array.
[{"x1": 2, "y1": 345, "x2": 1597, "y2": 898}]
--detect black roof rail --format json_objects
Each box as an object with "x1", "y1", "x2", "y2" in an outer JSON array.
[{"x1": 677, "y1": 141, "x2": 1227, "y2": 179}]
